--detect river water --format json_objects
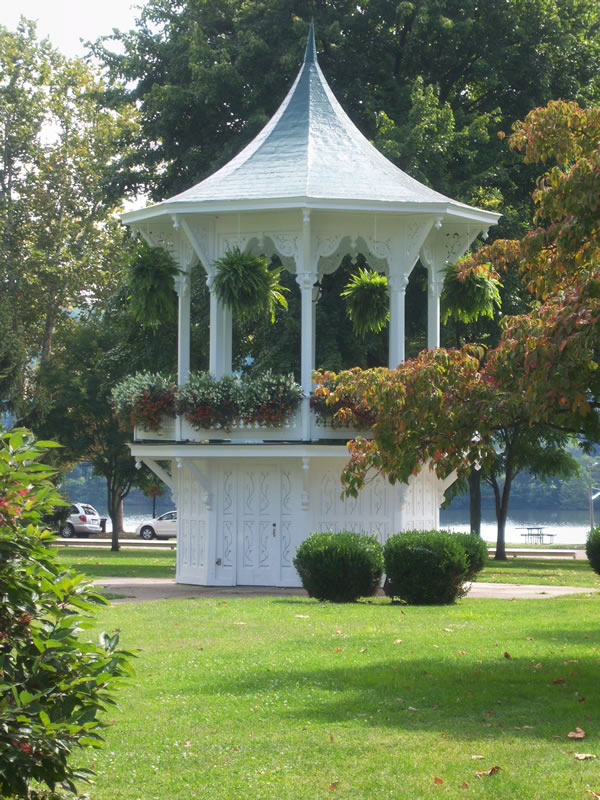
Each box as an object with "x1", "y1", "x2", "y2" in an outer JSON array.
[
  {"x1": 440, "y1": 508, "x2": 590, "y2": 545},
  {"x1": 115, "y1": 509, "x2": 591, "y2": 545}
]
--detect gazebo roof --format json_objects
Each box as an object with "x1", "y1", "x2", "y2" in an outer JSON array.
[{"x1": 123, "y1": 23, "x2": 499, "y2": 225}]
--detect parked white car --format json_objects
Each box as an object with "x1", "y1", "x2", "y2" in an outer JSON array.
[
  {"x1": 136, "y1": 511, "x2": 178, "y2": 540},
  {"x1": 61, "y1": 503, "x2": 103, "y2": 537}
]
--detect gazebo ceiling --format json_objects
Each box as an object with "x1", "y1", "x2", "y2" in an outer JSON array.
[{"x1": 122, "y1": 23, "x2": 500, "y2": 227}]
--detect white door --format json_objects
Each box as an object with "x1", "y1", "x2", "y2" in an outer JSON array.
[{"x1": 237, "y1": 464, "x2": 280, "y2": 586}]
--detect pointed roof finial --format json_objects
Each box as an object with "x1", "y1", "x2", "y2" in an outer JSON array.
[{"x1": 304, "y1": 19, "x2": 317, "y2": 64}]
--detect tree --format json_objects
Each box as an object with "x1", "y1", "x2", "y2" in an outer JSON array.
[
  {"x1": 0, "y1": 20, "x2": 138, "y2": 417},
  {"x1": 96, "y1": 0, "x2": 600, "y2": 230},
  {"x1": 33, "y1": 283, "x2": 179, "y2": 547},
  {"x1": 463, "y1": 100, "x2": 600, "y2": 442},
  {"x1": 317, "y1": 345, "x2": 576, "y2": 559}
]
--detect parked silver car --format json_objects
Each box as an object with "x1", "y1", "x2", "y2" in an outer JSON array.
[
  {"x1": 61, "y1": 503, "x2": 103, "y2": 537},
  {"x1": 136, "y1": 510, "x2": 177, "y2": 540}
]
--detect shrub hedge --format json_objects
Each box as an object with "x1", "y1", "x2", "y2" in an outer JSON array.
[
  {"x1": 451, "y1": 531, "x2": 488, "y2": 580},
  {"x1": 383, "y1": 530, "x2": 469, "y2": 605},
  {"x1": 586, "y1": 526, "x2": 600, "y2": 576},
  {"x1": 293, "y1": 531, "x2": 384, "y2": 602}
]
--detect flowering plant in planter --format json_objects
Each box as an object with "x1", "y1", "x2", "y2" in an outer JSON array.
[
  {"x1": 112, "y1": 372, "x2": 176, "y2": 432},
  {"x1": 176, "y1": 372, "x2": 241, "y2": 430},
  {"x1": 311, "y1": 369, "x2": 376, "y2": 429},
  {"x1": 240, "y1": 371, "x2": 303, "y2": 426}
]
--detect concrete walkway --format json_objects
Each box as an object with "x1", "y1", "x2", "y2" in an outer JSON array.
[{"x1": 93, "y1": 577, "x2": 598, "y2": 604}]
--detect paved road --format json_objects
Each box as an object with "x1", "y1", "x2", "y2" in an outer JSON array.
[{"x1": 93, "y1": 577, "x2": 598, "y2": 604}]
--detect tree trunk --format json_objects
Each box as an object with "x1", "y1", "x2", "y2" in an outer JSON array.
[
  {"x1": 468, "y1": 467, "x2": 481, "y2": 535},
  {"x1": 108, "y1": 494, "x2": 123, "y2": 552},
  {"x1": 489, "y1": 472, "x2": 507, "y2": 560}
]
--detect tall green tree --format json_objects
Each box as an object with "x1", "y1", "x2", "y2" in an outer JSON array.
[
  {"x1": 34, "y1": 279, "x2": 182, "y2": 545},
  {"x1": 0, "y1": 20, "x2": 138, "y2": 417},
  {"x1": 96, "y1": 0, "x2": 600, "y2": 226}
]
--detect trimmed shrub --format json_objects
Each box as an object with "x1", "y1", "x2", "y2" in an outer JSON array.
[
  {"x1": 451, "y1": 531, "x2": 488, "y2": 580},
  {"x1": 383, "y1": 530, "x2": 469, "y2": 605},
  {"x1": 586, "y1": 526, "x2": 600, "y2": 575},
  {"x1": 293, "y1": 531, "x2": 384, "y2": 602}
]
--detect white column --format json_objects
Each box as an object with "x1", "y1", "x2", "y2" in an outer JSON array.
[
  {"x1": 174, "y1": 271, "x2": 191, "y2": 385},
  {"x1": 388, "y1": 273, "x2": 409, "y2": 367},
  {"x1": 427, "y1": 278, "x2": 442, "y2": 350},
  {"x1": 297, "y1": 209, "x2": 316, "y2": 440},
  {"x1": 208, "y1": 282, "x2": 232, "y2": 378}
]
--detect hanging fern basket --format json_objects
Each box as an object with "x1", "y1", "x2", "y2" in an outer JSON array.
[
  {"x1": 213, "y1": 247, "x2": 288, "y2": 322},
  {"x1": 341, "y1": 267, "x2": 390, "y2": 338}
]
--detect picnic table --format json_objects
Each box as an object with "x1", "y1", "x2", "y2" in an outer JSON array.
[{"x1": 516, "y1": 526, "x2": 555, "y2": 544}]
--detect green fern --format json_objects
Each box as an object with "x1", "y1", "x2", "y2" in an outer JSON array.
[
  {"x1": 213, "y1": 247, "x2": 288, "y2": 322},
  {"x1": 341, "y1": 267, "x2": 390, "y2": 338},
  {"x1": 128, "y1": 240, "x2": 180, "y2": 329},
  {"x1": 441, "y1": 262, "x2": 502, "y2": 324}
]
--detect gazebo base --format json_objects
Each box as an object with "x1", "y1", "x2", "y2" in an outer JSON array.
[{"x1": 132, "y1": 442, "x2": 452, "y2": 587}]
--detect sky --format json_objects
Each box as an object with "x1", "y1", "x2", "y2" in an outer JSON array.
[{"x1": 0, "y1": 0, "x2": 143, "y2": 58}]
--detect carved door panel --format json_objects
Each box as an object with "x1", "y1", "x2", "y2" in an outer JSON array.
[{"x1": 236, "y1": 464, "x2": 280, "y2": 586}]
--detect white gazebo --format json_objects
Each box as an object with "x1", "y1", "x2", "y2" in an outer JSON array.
[{"x1": 122, "y1": 24, "x2": 500, "y2": 587}]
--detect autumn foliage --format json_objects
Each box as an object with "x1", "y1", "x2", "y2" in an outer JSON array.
[{"x1": 324, "y1": 99, "x2": 600, "y2": 506}]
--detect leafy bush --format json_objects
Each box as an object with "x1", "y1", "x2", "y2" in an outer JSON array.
[
  {"x1": 111, "y1": 371, "x2": 176, "y2": 431},
  {"x1": 451, "y1": 531, "x2": 488, "y2": 580},
  {"x1": 0, "y1": 429, "x2": 134, "y2": 800},
  {"x1": 311, "y1": 370, "x2": 377, "y2": 428},
  {"x1": 240, "y1": 372, "x2": 303, "y2": 426},
  {"x1": 383, "y1": 530, "x2": 469, "y2": 605},
  {"x1": 293, "y1": 531, "x2": 384, "y2": 602},
  {"x1": 586, "y1": 526, "x2": 600, "y2": 576},
  {"x1": 176, "y1": 372, "x2": 241, "y2": 430}
]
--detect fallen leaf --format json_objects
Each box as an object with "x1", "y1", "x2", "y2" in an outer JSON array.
[
  {"x1": 434, "y1": 777, "x2": 444, "y2": 785},
  {"x1": 408, "y1": 706, "x2": 418, "y2": 712},
  {"x1": 461, "y1": 782, "x2": 469, "y2": 788},
  {"x1": 329, "y1": 781, "x2": 339, "y2": 790},
  {"x1": 504, "y1": 652, "x2": 511, "y2": 659},
  {"x1": 526, "y1": 637, "x2": 533, "y2": 640},
  {"x1": 335, "y1": 648, "x2": 344, "y2": 653},
  {"x1": 475, "y1": 766, "x2": 501, "y2": 778},
  {"x1": 233, "y1": 746, "x2": 239, "y2": 752},
  {"x1": 359, "y1": 648, "x2": 367, "y2": 653},
  {"x1": 184, "y1": 740, "x2": 191, "y2": 747},
  {"x1": 579, "y1": 697, "x2": 587, "y2": 703},
  {"x1": 470, "y1": 755, "x2": 485, "y2": 760},
  {"x1": 535, "y1": 663, "x2": 543, "y2": 669},
  {"x1": 330, "y1": 735, "x2": 334, "y2": 742},
  {"x1": 393, "y1": 639, "x2": 403, "y2": 644},
  {"x1": 553, "y1": 678, "x2": 566, "y2": 684},
  {"x1": 568, "y1": 728, "x2": 586, "y2": 739},
  {"x1": 458, "y1": 650, "x2": 468, "y2": 655},
  {"x1": 575, "y1": 753, "x2": 596, "y2": 761}
]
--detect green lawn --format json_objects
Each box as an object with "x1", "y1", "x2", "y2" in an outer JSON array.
[
  {"x1": 78, "y1": 594, "x2": 600, "y2": 799},
  {"x1": 480, "y1": 558, "x2": 600, "y2": 589},
  {"x1": 54, "y1": 547, "x2": 600, "y2": 589},
  {"x1": 54, "y1": 547, "x2": 176, "y2": 579}
]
